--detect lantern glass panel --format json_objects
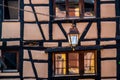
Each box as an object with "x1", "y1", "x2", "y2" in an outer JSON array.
[{"x1": 68, "y1": 34, "x2": 79, "y2": 46}]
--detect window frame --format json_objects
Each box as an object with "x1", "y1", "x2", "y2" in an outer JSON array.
[
  {"x1": 53, "y1": 50, "x2": 97, "y2": 77},
  {"x1": 3, "y1": 0, "x2": 20, "y2": 21},
  {"x1": 1, "y1": 50, "x2": 19, "y2": 73},
  {"x1": 53, "y1": 0, "x2": 96, "y2": 20}
]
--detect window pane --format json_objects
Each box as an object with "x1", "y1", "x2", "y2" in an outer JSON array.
[
  {"x1": 84, "y1": 52, "x2": 96, "y2": 74},
  {"x1": 55, "y1": 0, "x2": 66, "y2": 18},
  {"x1": 1, "y1": 50, "x2": 19, "y2": 73},
  {"x1": 3, "y1": 52, "x2": 17, "y2": 69},
  {"x1": 68, "y1": 0, "x2": 80, "y2": 17},
  {"x1": 54, "y1": 54, "x2": 66, "y2": 75},
  {"x1": 4, "y1": 0, "x2": 18, "y2": 20},
  {"x1": 68, "y1": 53, "x2": 79, "y2": 74},
  {"x1": 84, "y1": 0, "x2": 95, "y2": 17}
]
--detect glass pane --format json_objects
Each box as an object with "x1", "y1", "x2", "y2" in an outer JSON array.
[
  {"x1": 4, "y1": 0, "x2": 18, "y2": 19},
  {"x1": 71, "y1": 35, "x2": 77, "y2": 45},
  {"x1": 68, "y1": 53, "x2": 79, "y2": 74},
  {"x1": 84, "y1": 0, "x2": 95, "y2": 17},
  {"x1": 55, "y1": 0, "x2": 66, "y2": 18},
  {"x1": 3, "y1": 52, "x2": 17, "y2": 69},
  {"x1": 68, "y1": 0, "x2": 80, "y2": 17},
  {"x1": 54, "y1": 54, "x2": 66, "y2": 75},
  {"x1": 84, "y1": 52, "x2": 95, "y2": 74}
]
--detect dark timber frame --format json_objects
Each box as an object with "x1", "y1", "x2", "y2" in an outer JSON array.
[{"x1": 0, "y1": 0, "x2": 119, "y2": 80}]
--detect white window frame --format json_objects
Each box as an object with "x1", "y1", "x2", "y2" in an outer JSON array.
[{"x1": 3, "y1": 0, "x2": 20, "y2": 21}]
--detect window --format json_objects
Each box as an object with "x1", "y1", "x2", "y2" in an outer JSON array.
[
  {"x1": 53, "y1": 0, "x2": 96, "y2": 19},
  {"x1": 3, "y1": 0, "x2": 19, "y2": 20},
  {"x1": 0, "y1": 50, "x2": 19, "y2": 72},
  {"x1": 53, "y1": 51, "x2": 97, "y2": 76}
]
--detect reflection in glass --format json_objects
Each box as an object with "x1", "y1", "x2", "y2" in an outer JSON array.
[
  {"x1": 68, "y1": 53, "x2": 79, "y2": 74},
  {"x1": 84, "y1": 52, "x2": 95, "y2": 74},
  {"x1": 84, "y1": 0, "x2": 95, "y2": 17}
]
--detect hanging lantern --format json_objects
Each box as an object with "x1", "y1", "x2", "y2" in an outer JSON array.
[{"x1": 68, "y1": 24, "x2": 80, "y2": 49}]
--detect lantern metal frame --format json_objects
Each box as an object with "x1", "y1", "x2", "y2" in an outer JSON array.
[{"x1": 68, "y1": 24, "x2": 80, "y2": 50}]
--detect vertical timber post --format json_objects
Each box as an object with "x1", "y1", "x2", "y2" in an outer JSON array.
[
  {"x1": 48, "y1": 52, "x2": 53, "y2": 80},
  {"x1": 116, "y1": 0, "x2": 120, "y2": 79}
]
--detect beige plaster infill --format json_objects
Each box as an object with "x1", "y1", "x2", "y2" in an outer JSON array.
[
  {"x1": 23, "y1": 61, "x2": 35, "y2": 77},
  {"x1": 41, "y1": 24, "x2": 49, "y2": 40},
  {"x1": 24, "y1": 50, "x2": 45, "y2": 59},
  {"x1": 101, "y1": 60, "x2": 116, "y2": 77},
  {"x1": 24, "y1": 0, "x2": 49, "y2": 4},
  {"x1": 7, "y1": 41, "x2": 20, "y2": 46},
  {"x1": 44, "y1": 42, "x2": 58, "y2": 47},
  {"x1": 31, "y1": 0, "x2": 49, "y2": 4},
  {"x1": 53, "y1": 24, "x2": 66, "y2": 40},
  {"x1": 100, "y1": 41, "x2": 116, "y2": 46},
  {"x1": 81, "y1": 41, "x2": 96, "y2": 46},
  {"x1": 24, "y1": 24, "x2": 43, "y2": 40},
  {"x1": 2, "y1": 22, "x2": 20, "y2": 39},
  {"x1": 24, "y1": 0, "x2": 30, "y2": 4},
  {"x1": 101, "y1": 22, "x2": 116, "y2": 38},
  {"x1": 62, "y1": 42, "x2": 70, "y2": 47},
  {"x1": 24, "y1": 6, "x2": 36, "y2": 22},
  {"x1": 34, "y1": 6, "x2": 49, "y2": 21},
  {"x1": 31, "y1": 50, "x2": 48, "y2": 60},
  {"x1": 0, "y1": 72, "x2": 20, "y2": 77},
  {"x1": 34, "y1": 63, "x2": 48, "y2": 78},
  {"x1": 24, "y1": 50, "x2": 29, "y2": 59},
  {"x1": 0, "y1": 42, "x2": 2, "y2": 46},
  {"x1": 84, "y1": 23, "x2": 97, "y2": 39},
  {"x1": 101, "y1": 4, "x2": 115, "y2": 18},
  {"x1": 100, "y1": 0, "x2": 115, "y2": 1},
  {"x1": 77, "y1": 22, "x2": 97, "y2": 39},
  {"x1": 101, "y1": 49, "x2": 116, "y2": 58}
]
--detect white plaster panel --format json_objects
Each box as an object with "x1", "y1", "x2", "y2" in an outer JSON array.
[
  {"x1": 101, "y1": 22, "x2": 116, "y2": 38},
  {"x1": 101, "y1": 4, "x2": 115, "y2": 18},
  {"x1": 24, "y1": 6, "x2": 36, "y2": 22},
  {"x1": 34, "y1": 6, "x2": 49, "y2": 21},
  {"x1": 24, "y1": 24, "x2": 43, "y2": 40},
  {"x1": 2, "y1": 22, "x2": 20, "y2": 38}
]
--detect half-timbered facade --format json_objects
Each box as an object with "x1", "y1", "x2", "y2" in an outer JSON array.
[{"x1": 0, "y1": 0, "x2": 119, "y2": 80}]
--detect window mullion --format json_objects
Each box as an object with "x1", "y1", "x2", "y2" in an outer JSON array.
[
  {"x1": 53, "y1": 0, "x2": 56, "y2": 17},
  {"x1": 79, "y1": 52, "x2": 84, "y2": 75},
  {"x1": 66, "y1": 0, "x2": 69, "y2": 17},
  {"x1": 66, "y1": 53, "x2": 69, "y2": 74}
]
